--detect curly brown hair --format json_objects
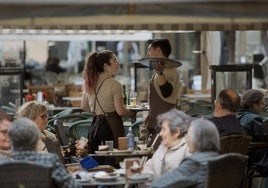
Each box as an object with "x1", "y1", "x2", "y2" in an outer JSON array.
[{"x1": 17, "y1": 101, "x2": 47, "y2": 120}]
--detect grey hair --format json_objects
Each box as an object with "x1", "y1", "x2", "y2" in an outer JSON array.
[
  {"x1": 189, "y1": 119, "x2": 220, "y2": 152},
  {"x1": 9, "y1": 117, "x2": 41, "y2": 151},
  {"x1": 157, "y1": 108, "x2": 191, "y2": 137}
]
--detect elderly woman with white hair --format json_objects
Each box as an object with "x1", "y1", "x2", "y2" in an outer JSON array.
[
  {"x1": 142, "y1": 108, "x2": 191, "y2": 178},
  {"x1": 150, "y1": 119, "x2": 220, "y2": 188}
]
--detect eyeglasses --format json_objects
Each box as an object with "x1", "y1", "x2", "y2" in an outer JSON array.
[
  {"x1": 40, "y1": 114, "x2": 48, "y2": 119},
  {"x1": 0, "y1": 129, "x2": 8, "y2": 135}
]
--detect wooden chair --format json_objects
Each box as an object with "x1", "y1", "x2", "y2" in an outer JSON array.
[
  {"x1": 27, "y1": 85, "x2": 57, "y2": 104},
  {"x1": 220, "y1": 134, "x2": 252, "y2": 155},
  {"x1": 0, "y1": 161, "x2": 52, "y2": 188},
  {"x1": 68, "y1": 84, "x2": 82, "y2": 107},
  {"x1": 206, "y1": 153, "x2": 248, "y2": 188},
  {"x1": 69, "y1": 91, "x2": 82, "y2": 107},
  {"x1": 53, "y1": 83, "x2": 70, "y2": 97}
]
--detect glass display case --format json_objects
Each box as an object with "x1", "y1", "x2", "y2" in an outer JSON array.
[
  {"x1": 130, "y1": 62, "x2": 151, "y2": 102},
  {"x1": 0, "y1": 67, "x2": 24, "y2": 111},
  {"x1": 209, "y1": 64, "x2": 253, "y2": 103}
]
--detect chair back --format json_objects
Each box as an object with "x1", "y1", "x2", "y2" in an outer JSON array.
[
  {"x1": 150, "y1": 134, "x2": 162, "y2": 152},
  {"x1": 180, "y1": 101, "x2": 212, "y2": 117},
  {"x1": 206, "y1": 153, "x2": 248, "y2": 188},
  {"x1": 131, "y1": 119, "x2": 144, "y2": 138},
  {"x1": 220, "y1": 134, "x2": 252, "y2": 155},
  {"x1": 263, "y1": 118, "x2": 268, "y2": 136},
  {"x1": 69, "y1": 91, "x2": 82, "y2": 107},
  {"x1": 247, "y1": 142, "x2": 268, "y2": 188},
  {"x1": 68, "y1": 119, "x2": 91, "y2": 142},
  {"x1": 44, "y1": 137, "x2": 64, "y2": 163},
  {"x1": 0, "y1": 161, "x2": 52, "y2": 188},
  {"x1": 53, "y1": 119, "x2": 69, "y2": 146},
  {"x1": 46, "y1": 112, "x2": 90, "y2": 132}
]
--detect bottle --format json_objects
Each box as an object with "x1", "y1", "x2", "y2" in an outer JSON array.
[
  {"x1": 123, "y1": 84, "x2": 129, "y2": 106},
  {"x1": 127, "y1": 127, "x2": 135, "y2": 152},
  {"x1": 37, "y1": 91, "x2": 43, "y2": 103},
  {"x1": 129, "y1": 91, "x2": 137, "y2": 108}
]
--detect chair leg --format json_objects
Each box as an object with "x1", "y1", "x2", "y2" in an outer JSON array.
[
  {"x1": 246, "y1": 169, "x2": 255, "y2": 188},
  {"x1": 256, "y1": 177, "x2": 264, "y2": 188}
]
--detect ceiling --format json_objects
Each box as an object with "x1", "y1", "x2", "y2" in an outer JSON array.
[{"x1": 0, "y1": 0, "x2": 267, "y2": 31}]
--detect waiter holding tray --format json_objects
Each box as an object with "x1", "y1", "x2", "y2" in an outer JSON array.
[{"x1": 139, "y1": 38, "x2": 182, "y2": 147}]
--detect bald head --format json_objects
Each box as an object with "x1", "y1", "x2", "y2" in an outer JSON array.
[{"x1": 216, "y1": 89, "x2": 241, "y2": 113}]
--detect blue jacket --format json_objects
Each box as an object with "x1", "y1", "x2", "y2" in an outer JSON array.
[
  {"x1": 237, "y1": 109, "x2": 267, "y2": 142},
  {"x1": 150, "y1": 151, "x2": 219, "y2": 188}
]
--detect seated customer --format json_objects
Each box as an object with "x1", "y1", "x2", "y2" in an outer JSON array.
[
  {"x1": 237, "y1": 89, "x2": 268, "y2": 182},
  {"x1": 208, "y1": 89, "x2": 244, "y2": 137},
  {"x1": 0, "y1": 110, "x2": 12, "y2": 158},
  {"x1": 0, "y1": 117, "x2": 80, "y2": 188},
  {"x1": 17, "y1": 101, "x2": 57, "y2": 152},
  {"x1": 150, "y1": 119, "x2": 220, "y2": 188},
  {"x1": 237, "y1": 89, "x2": 267, "y2": 141},
  {"x1": 142, "y1": 108, "x2": 191, "y2": 178},
  {"x1": 17, "y1": 101, "x2": 84, "y2": 156}
]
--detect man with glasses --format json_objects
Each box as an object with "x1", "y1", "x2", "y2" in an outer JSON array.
[
  {"x1": 208, "y1": 89, "x2": 244, "y2": 137},
  {"x1": 0, "y1": 110, "x2": 12, "y2": 158}
]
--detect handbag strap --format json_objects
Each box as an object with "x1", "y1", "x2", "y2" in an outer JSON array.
[{"x1": 93, "y1": 77, "x2": 109, "y2": 115}]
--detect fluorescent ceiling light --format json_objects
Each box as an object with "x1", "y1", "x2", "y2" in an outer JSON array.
[{"x1": 0, "y1": 30, "x2": 153, "y2": 41}]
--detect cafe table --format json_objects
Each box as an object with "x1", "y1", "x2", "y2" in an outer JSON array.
[
  {"x1": 76, "y1": 173, "x2": 153, "y2": 188},
  {"x1": 88, "y1": 150, "x2": 152, "y2": 172},
  {"x1": 182, "y1": 93, "x2": 211, "y2": 102},
  {"x1": 89, "y1": 150, "x2": 153, "y2": 159},
  {"x1": 62, "y1": 96, "x2": 82, "y2": 101}
]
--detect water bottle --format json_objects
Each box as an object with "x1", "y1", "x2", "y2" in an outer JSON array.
[
  {"x1": 127, "y1": 127, "x2": 135, "y2": 152},
  {"x1": 37, "y1": 91, "x2": 43, "y2": 103}
]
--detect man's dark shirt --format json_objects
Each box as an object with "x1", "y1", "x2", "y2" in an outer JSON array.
[{"x1": 208, "y1": 115, "x2": 245, "y2": 137}]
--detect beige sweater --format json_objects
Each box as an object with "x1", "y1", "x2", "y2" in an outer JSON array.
[
  {"x1": 142, "y1": 137, "x2": 190, "y2": 178},
  {"x1": 152, "y1": 68, "x2": 181, "y2": 105},
  {"x1": 0, "y1": 149, "x2": 11, "y2": 159}
]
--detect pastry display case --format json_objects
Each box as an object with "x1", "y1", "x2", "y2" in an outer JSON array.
[{"x1": 0, "y1": 67, "x2": 24, "y2": 110}]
